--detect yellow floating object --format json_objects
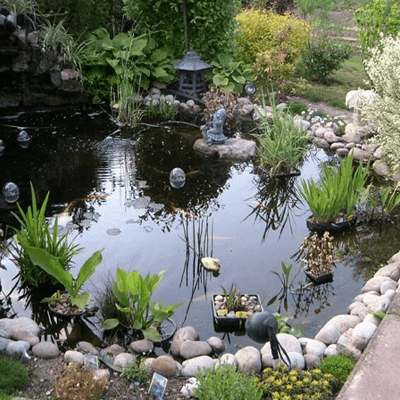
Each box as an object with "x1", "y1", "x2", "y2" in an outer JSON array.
[{"x1": 201, "y1": 257, "x2": 221, "y2": 272}]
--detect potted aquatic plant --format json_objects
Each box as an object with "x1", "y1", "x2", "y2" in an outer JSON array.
[
  {"x1": 299, "y1": 231, "x2": 335, "y2": 284},
  {"x1": 101, "y1": 268, "x2": 182, "y2": 342},
  {"x1": 299, "y1": 155, "x2": 370, "y2": 232},
  {"x1": 26, "y1": 246, "x2": 103, "y2": 316},
  {"x1": 212, "y1": 284, "x2": 263, "y2": 331}
]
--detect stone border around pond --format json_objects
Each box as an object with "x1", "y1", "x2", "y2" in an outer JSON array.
[{"x1": 1, "y1": 250, "x2": 399, "y2": 398}]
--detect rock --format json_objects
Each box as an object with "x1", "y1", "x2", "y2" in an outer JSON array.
[
  {"x1": 337, "y1": 329, "x2": 362, "y2": 360},
  {"x1": 324, "y1": 131, "x2": 341, "y2": 143},
  {"x1": 65, "y1": 350, "x2": 84, "y2": 366},
  {"x1": 342, "y1": 125, "x2": 361, "y2": 144},
  {"x1": 170, "y1": 326, "x2": 199, "y2": 357},
  {"x1": 0, "y1": 337, "x2": 12, "y2": 351},
  {"x1": 367, "y1": 296, "x2": 391, "y2": 313},
  {"x1": 315, "y1": 127, "x2": 329, "y2": 137},
  {"x1": 76, "y1": 341, "x2": 99, "y2": 356},
  {"x1": 361, "y1": 276, "x2": 396, "y2": 293},
  {"x1": 129, "y1": 339, "x2": 154, "y2": 355},
  {"x1": 206, "y1": 336, "x2": 225, "y2": 354},
  {"x1": 373, "y1": 147, "x2": 384, "y2": 159},
  {"x1": 350, "y1": 304, "x2": 369, "y2": 320},
  {"x1": 362, "y1": 293, "x2": 380, "y2": 306},
  {"x1": 331, "y1": 142, "x2": 345, "y2": 150},
  {"x1": 324, "y1": 344, "x2": 338, "y2": 356},
  {"x1": 5, "y1": 340, "x2": 30, "y2": 358},
  {"x1": 61, "y1": 68, "x2": 80, "y2": 81},
  {"x1": 234, "y1": 346, "x2": 262, "y2": 374},
  {"x1": 286, "y1": 352, "x2": 305, "y2": 369},
  {"x1": 9, "y1": 330, "x2": 39, "y2": 347},
  {"x1": 261, "y1": 333, "x2": 302, "y2": 356},
  {"x1": 380, "y1": 279, "x2": 397, "y2": 295},
  {"x1": 114, "y1": 352, "x2": 135, "y2": 369},
  {"x1": 103, "y1": 344, "x2": 125, "y2": 356},
  {"x1": 348, "y1": 301, "x2": 365, "y2": 312},
  {"x1": 346, "y1": 89, "x2": 378, "y2": 110},
  {"x1": 304, "y1": 354, "x2": 321, "y2": 369},
  {"x1": 93, "y1": 369, "x2": 110, "y2": 382},
  {"x1": 373, "y1": 160, "x2": 391, "y2": 178},
  {"x1": 383, "y1": 289, "x2": 396, "y2": 303},
  {"x1": 375, "y1": 262, "x2": 400, "y2": 282},
  {"x1": 294, "y1": 119, "x2": 311, "y2": 131},
  {"x1": 336, "y1": 148, "x2": 350, "y2": 157},
  {"x1": 314, "y1": 315, "x2": 361, "y2": 345},
  {"x1": 181, "y1": 356, "x2": 217, "y2": 377},
  {"x1": 388, "y1": 251, "x2": 400, "y2": 264},
  {"x1": 180, "y1": 340, "x2": 212, "y2": 359},
  {"x1": 181, "y1": 377, "x2": 199, "y2": 398},
  {"x1": 303, "y1": 339, "x2": 327, "y2": 358},
  {"x1": 0, "y1": 317, "x2": 41, "y2": 337},
  {"x1": 31, "y1": 341, "x2": 59, "y2": 359},
  {"x1": 349, "y1": 147, "x2": 374, "y2": 163},
  {"x1": 352, "y1": 322, "x2": 377, "y2": 351},
  {"x1": 363, "y1": 314, "x2": 382, "y2": 327},
  {"x1": 151, "y1": 355, "x2": 180, "y2": 378},
  {"x1": 313, "y1": 137, "x2": 330, "y2": 149}
]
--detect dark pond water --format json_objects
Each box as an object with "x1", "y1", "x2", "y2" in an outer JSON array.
[{"x1": 1, "y1": 106, "x2": 399, "y2": 353}]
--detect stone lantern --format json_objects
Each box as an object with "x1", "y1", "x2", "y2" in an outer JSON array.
[{"x1": 173, "y1": 51, "x2": 211, "y2": 97}]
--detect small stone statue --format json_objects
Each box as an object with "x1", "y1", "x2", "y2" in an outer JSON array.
[{"x1": 200, "y1": 108, "x2": 227, "y2": 146}]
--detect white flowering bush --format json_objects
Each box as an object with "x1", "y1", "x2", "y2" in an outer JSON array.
[{"x1": 362, "y1": 33, "x2": 400, "y2": 172}]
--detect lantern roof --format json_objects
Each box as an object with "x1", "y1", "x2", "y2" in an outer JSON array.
[{"x1": 173, "y1": 51, "x2": 211, "y2": 72}]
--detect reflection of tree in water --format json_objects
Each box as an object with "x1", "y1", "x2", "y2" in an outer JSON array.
[{"x1": 243, "y1": 173, "x2": 302, "y2": 242}]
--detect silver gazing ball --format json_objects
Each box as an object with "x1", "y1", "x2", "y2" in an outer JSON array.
[
  {"x1": 169, "y1": 168, "x2": 186, "y2": 189},
  {"x1": 2, "y1": 182, "x2": 20, "y2": 203},
  {"x1": 17, "y1": 130, "x2": 31, "y2": 149}
]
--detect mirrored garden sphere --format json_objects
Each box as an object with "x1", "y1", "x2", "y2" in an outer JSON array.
[
  {"x1": 2, "y1": 182, "x2": 19, "y2": 203},
  {"x1": 17, "y1": 130, "x2": 31, "y2": 148},
  {"x1": 169, "y1": 168, "x2": 186, "y2": 189}
]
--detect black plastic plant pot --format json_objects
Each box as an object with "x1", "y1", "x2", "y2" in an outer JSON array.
[
  {"x1": 304, "y1": 270, "x2": 333, "y2": 285},
  {"x1": 306, "y1": 215, "x2": 355, "y2": 234},
  {"x1": 212, "y1": 294, "x2": 263, "y2": 332}
]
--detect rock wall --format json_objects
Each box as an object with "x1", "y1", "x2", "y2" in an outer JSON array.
[{"x1": 0, "y1": 6, "x2": 87, "y2": 108}]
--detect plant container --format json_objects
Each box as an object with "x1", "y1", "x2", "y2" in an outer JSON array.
[
  {"x1": 212, "y1": 294, "x2": 263, "y2": 332},
  {"x1": 306, "y1": 215, "x2": 356, "y2": 234},
  {"x1": 304, "y1": 270, "x2": 333, "y2": 285}
]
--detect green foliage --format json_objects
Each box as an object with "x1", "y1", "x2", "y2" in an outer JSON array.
[
  {"x1": 257, "y1": 363, "x2": 336, "y2": 399},
  {"x1": 220, "y1": 284, "x2": 243, "y2": 313},
  {"x1": 26, "y1": 247, "x2": 103, "y2": 309},
  {"x1": 123, "y1": 0, "x2": 241, "y2": 61},
  {"x1": 121, "y1": 360, "x2": 151, "y2": 389},
  {"x1": 194, "y1": 364, "x2": 263, "y2": 400},
  {"x1": 101, "y1": 268, "x2": 182, "y2": 341},
  {"x1": 274, "y1": 313, "x2": 304, "y2": 337},
  {"x1": 355, "y1": 0, "x2": 400, "y2": 57},
  {"x1": 294, "y1": 0, "x2": 320, "y2": 19},
  {"x1": 365, "y1": 183, "x2": 400, "y2": 219},
  {"x1": 206, "y1": 53, "x2": 254, "y2": 93},
  {"x1": 299, "y1": 155, "x2": 370, "y2": 223},
  {"x1": 2, "y1": 0, "x2": 37, "y2": 14},
  {"x1": 296, "y1": 35, "x2": 352, "y2": 83},
  {"x1": 318, "y1": 354, "x2": 356, "y2": 391},
  {"x1": 235, "y1": 9, "x2": 312, "y2": 87},
  {"x1": 144, "y1": 99, "x2": 177, "y2": 121},
  {"x1": 11, "y1": 184, "x2": 81, "y2": 288},
  {"x1": 252, "y1": 95, "x2": 310, "y2": 175},
  {"x1": 36, "y1": 0, "x2": 125, "y2": 39},
  {"x1": 361, "y1": 33, "x2": 400, "y2": 172},
  {"x1": 0, "y1": 357, "x2": 28, "y2": 395},
  {"x1": 81, "y1": 28, "x2": 176, "y2": 103}
]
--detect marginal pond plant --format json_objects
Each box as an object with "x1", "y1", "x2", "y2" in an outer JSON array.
[
  {"x1": 101, "y1": 268, "x2": 182, "y2": 341},
  {"x1": 299, "y1": 155, "x2": 370, "y2": 223},
  {"x1": 11, "y1": 184, "x2": 81, "y2": 288}
]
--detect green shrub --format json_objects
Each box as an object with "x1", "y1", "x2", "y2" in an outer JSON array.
[
  {"x1": 319, "y1": 354, "x2": 357, "y2": 391},
  {"x1": 123, "y1": 0, "x2": 241, "y2": 61},
  {"x1": 361, "y1": 33, "x2": 400, "y2": 172},
  {"x1": 355, "y1": 0, "x2": 400, "y2": 58},
  {"x1": 0, "y1": 357, "x2": 28, "y2": 395},
  {"x1": 235, "y1": 9, "x2": 311, "y2": 86},
  {"x1": 296, "y1": 35, "x2": 352, "y2": 83},
  {"x1": 299, "y1": 155, "x2": 370, "y2": 223},
  {"x1": 121, "y1": 360, "x2": 150, "y2": 389},
  {"x1": 252, "y1": 95, "x2": 310, "y2": 175},
  {"x1": 257, "y1": 363, "x2": 336, "y2": 399},
  {"x1": 194, "y1": 364, "x2": 263, "y2": 400}
]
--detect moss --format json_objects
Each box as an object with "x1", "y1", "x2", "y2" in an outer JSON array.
[{"x1": 0, "y1": 356, "x2": 29, "y2": 395}]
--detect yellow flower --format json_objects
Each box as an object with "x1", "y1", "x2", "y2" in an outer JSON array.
[
  {"x1": 303, "y1": 377, "x2": 310, "y2": 384},
  {"x1": 289, "y1": 370, "x2": 298, "y2": 376},
  {"x1": 313, "y1": 368, "x2": 321, "y2": 375},
  {"x1": 296, "y1": 380, "x2": 303, "y2": 387},
  {"x1": 286, "y1": 384, "x2": 293, "y2": 391},
  {"x1": 290, "y1": 376, "x2": 298, "y2": 383},
  {"x1": 311, "y1": 380, "x2": 319, "y2": 387}
]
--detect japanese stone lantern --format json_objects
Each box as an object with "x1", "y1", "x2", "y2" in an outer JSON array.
[{"x1": 173, "y1": 51, "x2": 211, "y2": 97}]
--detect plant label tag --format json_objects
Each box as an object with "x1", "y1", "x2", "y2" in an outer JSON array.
[
  {"x1": 148, "y1": 372, "x2": 168, "y2": 399},
  {"x1": 236, "y1": 311, "x2": 247, "y2": 318},
  {"x1": 83, "y1": 354, "x2": 99, "y2": 371},
  {"x1": 217, "y1": 309, "x2": 227, "y2": 316}
]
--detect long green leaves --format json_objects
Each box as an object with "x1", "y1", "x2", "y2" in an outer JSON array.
[
  {"x1": 299, "y1": 155, "x2": 370, "y2": 223},
  {"x1": 11, "y1": 184, "x2": 81, "y2": 287},
  {"x1": 102, "y1": 268, "x2": 181, "y2": 341}
]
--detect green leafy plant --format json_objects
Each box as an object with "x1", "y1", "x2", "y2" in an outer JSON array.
[
  {"x1": 318, "y1": 354, "x2": 357, "y2": 392},
  {"x1": 0, "y1": 356, "x2": 28, "y2": 395},
  {"x1": 299, "y1": 155, "x2": 370, "y2": 223},
  {"x1": 121, "y1": 360, "x2": 150, "y2": 390},
  {"x1": 194, "y1": 364, "x2": 263, "y2": 400},
  {"x1": 26, "y1": 247, "x2": 103, "y2": 309},
  {"x1": 355, "y1": 0, "x2": 400, "y2": 58},
  {"x1": 294, "y1": 0, "x2": 320, "y2": 19},
  {"x1": 2, "y1": 0, "x2": 37, "y2": 14},
  {"x1": 101, "y1": 268, "x2": 182, "y2": 341},
  {"x1": 257, "y1": 363, "x2": 336, "y2": 399},
  {"x1": 206, "y1": 53, "x2": 254, "y2": 93},
  {"x1": 296, "y1": 35, "x2": 352, "y2": 83},
  {"x1": 11, "y1": 184, "x2": 81, "y2": 288},
  {"x1": 252, "y1": 94, "x2": 310, "y2": 175},
  {"x1": 220, "y1": 284, "x2": 243, "y2": 313},
  {"x1": 144, "y1": 99, "x2": 177, "y2": 121},
  {"x1": 274, "y1": 313, "x2": 304, "y2": 337}
]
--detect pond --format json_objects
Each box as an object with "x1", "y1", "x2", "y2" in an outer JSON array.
[{"x1": 1, "y1": 106, "x2": 399, "y2": 354}]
